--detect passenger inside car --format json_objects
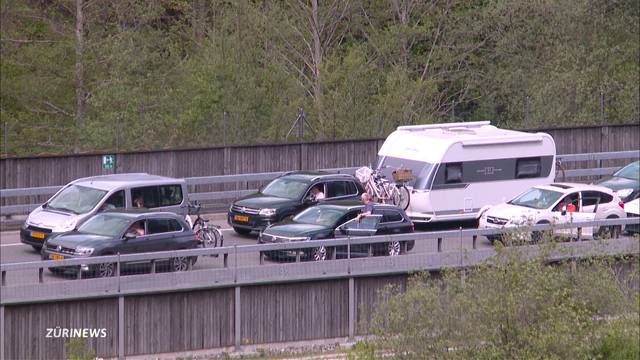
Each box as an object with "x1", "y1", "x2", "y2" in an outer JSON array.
[{"x1": 127, "y1": 221, "x2": 145, "y2": 236}]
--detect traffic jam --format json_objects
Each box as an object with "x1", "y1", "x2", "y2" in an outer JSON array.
[{"x1": 15, "y1": 122, "x2": 640, "y2": 278}]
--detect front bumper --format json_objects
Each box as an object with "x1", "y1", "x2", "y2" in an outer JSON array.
[
  {"x1": 227, "y1": 211, "x2": 276, "y2": 231},
  {"x1": 41, "y1": 248, "x2": 93, "y2": 273},
  {"x1": 20, "y1": 225, "x2": 57, "y2": 247}
]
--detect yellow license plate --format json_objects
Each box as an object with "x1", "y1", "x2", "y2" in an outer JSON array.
[
  {"x1": 234, "y1": 215, "x2": 249, "y2": 222},
  {"x1": 31, "y1": 231, "x2": 45, "y2": 239},
  {"x1": 50, "y1": 254, "x2": 64, "y2": 260}
]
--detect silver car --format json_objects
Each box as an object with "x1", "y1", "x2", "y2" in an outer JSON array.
[{"x1": 20, "y1": 173, "x2": 188, "y2": 251}]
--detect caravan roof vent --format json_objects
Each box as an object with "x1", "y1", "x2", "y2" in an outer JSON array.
[{"x1": 444, "y1": 127, "x2": 477, "y2": 135}]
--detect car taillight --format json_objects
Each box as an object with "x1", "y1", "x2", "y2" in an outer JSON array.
[
  {"x1": 619, "y1": 201, "x2": 624, "y2": 209},
  {"x1": 194, "y1": 233, "x2": 200, "y2": 242},
  {"x1": 411, "y1": 222, "x2": 415, "y2": 231}
]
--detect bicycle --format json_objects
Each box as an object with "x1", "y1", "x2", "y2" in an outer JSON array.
[
  {"x1": 356, "y1": 166, "x2": 410, "y2": 210},
  {"x1": 187, "y1": 201, "x2": 223, "y2": 256}
]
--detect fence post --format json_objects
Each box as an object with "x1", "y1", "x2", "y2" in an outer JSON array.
[
  {"x1": 0, "y1": 305, "x2": 4, "y2": 360},
  {"x1": 234, "y1": 286, "x2": 241, "y2": 351},
  {"x1": 472, "y1": 235, "x2": 477, "y2": 250},
  {"x1": 118, "y1": 296, "x2": 125, "y2": 360},
  {"x1": 348, "y1": 277, "x2": 355, "y2": 340},
  {"x1": 437, "y1": 237, "x2": 442, "y2": 252}
]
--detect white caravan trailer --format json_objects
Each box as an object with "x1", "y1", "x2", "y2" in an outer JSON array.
[{"x1": 376, "y1": 121, "x2": 556, "y2": 223}]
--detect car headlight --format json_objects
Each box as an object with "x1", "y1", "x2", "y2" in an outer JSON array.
[
  {"x1": 74, "y1": 246, "x2": 94, "y2": 256},
  {"x1": 259, "y1": 208, "x2": 277, "y2": 217},
  {"x1": 615, "y1": 188, "x2": 633, "y2": 199}
]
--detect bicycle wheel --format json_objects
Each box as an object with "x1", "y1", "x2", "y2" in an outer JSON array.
[
  {"x1": 387, "y1": 184, "x2": 400, "y2": 206},
  {"x1": 397, "y1": 185, "x2": 410, "y2": 210},
  {"x1": 197, "y1": 229, "x2": 218, "y2": 249}
]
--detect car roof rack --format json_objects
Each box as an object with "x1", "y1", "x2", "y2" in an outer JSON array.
[{"x1": 396, "y1": 121, "x2": 490, "y2": 132}]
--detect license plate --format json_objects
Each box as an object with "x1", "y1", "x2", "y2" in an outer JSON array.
[
  {"x1": 50, "y1": 254, "x2": 64, "y2": 260},
  {"x1": 31, "y1": 231, "x2": 45, "y2": 239},
  {"x1": 234, "y1": 215, "x2": 249, "y2": 222}
]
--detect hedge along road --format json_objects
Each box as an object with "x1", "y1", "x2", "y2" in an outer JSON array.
[{"x1": 0, "y1": 213, "x2": 544, "y2": 285}]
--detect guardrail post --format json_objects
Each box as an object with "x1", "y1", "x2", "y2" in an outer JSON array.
[
  {"x1": 223, "y1": 252, "x2": 228, "y2": 268},
  {"x1": 234, "y1": 286, "x2": 241, "y2": 351},
  {"x1": 367, "y1": 244, "x2": 373, "y2": 257},
  {"x1": 0, "y1": 305, "x2": 5, "y2": 360},
  {"x1": 437, "y1": 238, "x2": 442, "y2": 252},
  {"x1": 295, "y1": 250, "x2": 301, "y2": 263},
  {"x1": 38, "y1": 267, "x2": 43, "y2": 283},
  {"x1": 259, "y1": 251, "x2": 264, "y2": 265},
  {"x1": 118, "y1": 296, "x2": 125, "y2": 360},
  {"x1": 348, "y1": 277, "x2": 355, "y2": 340},
  {"x1": 472, "y1": 235, "x2": 477, "y2": 250},
  {"x1": 1, "y1": 271, "x2": 5, "y2": 286},
  {"x1": 150, "y1": 260, "x2": 156, "y2": 274}
]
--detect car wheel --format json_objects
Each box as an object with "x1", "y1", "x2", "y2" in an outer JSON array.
[
  {"x1": 171, "y1": 256, "x2": 191, "y2": 271},
  {"x1": 387, "y1": 241, "x2": 401, "y2": 256},
  {"x1": 311, "y1": 246, "x2": 327, "y2": 261},
  {"x1": 96, "y1": 262, "x2": 116, "y2": 278},
  {"x1": 531, "y1": 221, "x2": 550, "y2": 244},
  {"x1": 233, "y1": 227, "x2": 251, "y2": 235},
  {"x1": 32, "y1": 245, "x2": 42, "y2": 252},
  {"x1": 595, "y1": 216, "x2": 620, "y2": 239}
]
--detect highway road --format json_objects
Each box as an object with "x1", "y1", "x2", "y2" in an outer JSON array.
[{"x1": 0, "y1": 214, "x2": 497, "y2": 285}]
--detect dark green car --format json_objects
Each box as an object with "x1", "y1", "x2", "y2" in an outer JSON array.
[{"x1": 258, "y1": 201, "x2": 415, "y2": 261}]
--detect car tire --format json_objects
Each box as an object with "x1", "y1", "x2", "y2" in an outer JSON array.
[
  {"x1": 171, "y1": 256, "x2": 192, "y2": 272},
  {"x1": 595, "y1": 216, "x2": 620, "y2": 239},
  {"x1": 311, "y1": 246, "x2": 328, "y2": 261},
  {"x1": 233, "y1": 227, "x2": 251, "y2": 235},
  {"x1": 531, "y1": 221, "x2": 550, "y2": 244},
  {"x1": 32, "y1": 245, "x2": 42, "y2": 252},
  {"x1": 96, "y1": 262, "x2": 116, "y2": 278},
  {"x1": 387, "y1": 241, "x2": 401, "y2": 256}
]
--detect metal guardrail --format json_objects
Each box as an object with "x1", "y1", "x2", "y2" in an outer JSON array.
[
  {"x1": 1, "y1": 217, "x2": 638, "y2": 305},
  {"x1": 1, "y1": 151, "x2": 638, "y2": 217}
]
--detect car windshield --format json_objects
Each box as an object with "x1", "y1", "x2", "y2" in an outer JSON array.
[
  {"x1": 48, "y1": 185, "x2": 108, "y2": 214},
  {"x1": 77, "y1": 214, "x2": 131, "y2": 237},
  {"x1": 613, "y1": 161, "x2": 639, "y2": 181},
  {"x1": 260, "y1": 177, "x2": 310, "y2": 200},
  {"x1": 376, "y1": 156, "x2": 435, "y2": 190},
  {"x1": 293, "y1": 207, "x2": 349, "y2": 226},
  {"x1": 508, "y1": 187, "x2": 564, "y2": 209}
]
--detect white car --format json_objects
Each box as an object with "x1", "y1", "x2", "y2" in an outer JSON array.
[
  {"x1": 625, "y1": 198, "x2": 639, "y2": 234},
  {"x1": 479, "y1": 183, "x2": 626, "y2": 242}
]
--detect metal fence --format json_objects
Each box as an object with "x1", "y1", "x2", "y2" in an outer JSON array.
[
  {"x1": 2, "y1": 217, "x2": 637, "y2": 299},
  {"x1": 1, "y1": 150, "x2": 638, "y2": 222}
]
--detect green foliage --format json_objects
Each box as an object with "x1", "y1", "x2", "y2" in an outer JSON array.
[
  {"x1": 360, "y1": 245, "x2": 639, "y2": 359},
  {"x1": 64, "y1": 338, "x2": 95, "y2": 360},
  {"x1": 1, "y1": 0, "x2": 638, "y2": 156}
]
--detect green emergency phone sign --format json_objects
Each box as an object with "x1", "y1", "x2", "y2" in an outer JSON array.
[{"x1": 102, "y1": 155, "x2": 115, "y2": 169}]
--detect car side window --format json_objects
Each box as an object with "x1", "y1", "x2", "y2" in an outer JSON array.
[
  {"x1": 147, "y1": 218, "x2": 182, "y2": 234},
  {"x1": 581, "y1": 191, "x2": 601, "y2": 207},
  {"x1": 381, "y1": 210, "x2": 403, "y2": 223},
  {"x1": 102, "y1": 190, "x2": 125, "y2": 210},
  {"x1": 326, "y1": 181, "x2": 349, "y2": 198},
  {"x1": 132, "y1": 186, "x2": 158, "y2": 208},
  {"x1": 159, "y1": 185, "x2": 183, "y2": 206},
  {"x1": 554, "y1": 193, "x2": 580, "y2": 212}
]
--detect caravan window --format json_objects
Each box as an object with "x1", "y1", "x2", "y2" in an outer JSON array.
[
  {"x1": 445, "y1": 163, "x2": 463, "y2": 183},
  {"x1": 376, "y1": 156, "x2": 435, "y2": 190},
  {"x1": 516, "y1": 158, "x2": 541, "y2": 178}
]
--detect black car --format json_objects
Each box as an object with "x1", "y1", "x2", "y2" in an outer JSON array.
[
  {"x1": 594, "y1": 161, "x2": 639, "y2": 202},
  {"x1": 41, "y1": 211, "x2": 199, "y2": 277},
  {"x1": 258, "y1": 201, "x2": 415, "y2": 261},
  {"x1": 228, "y1": 171, "x2": 365, "y2": 235}
]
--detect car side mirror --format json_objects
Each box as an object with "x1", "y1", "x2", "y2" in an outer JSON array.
[
  {"x1": 561, "y1": 210, "x2": 567, "y2": 216},
  {"x1": 304, "y1": 194, "x2": 315, "y2": 204},
  {"x1": 123, "y1": 233, "x2": 136, "y2": 240}
]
